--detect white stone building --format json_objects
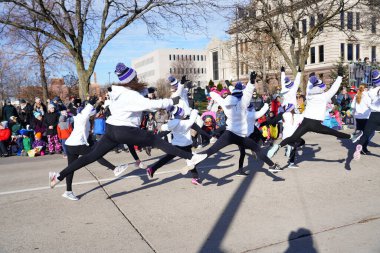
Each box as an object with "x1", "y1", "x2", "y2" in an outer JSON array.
[{"x1": 131, "y1": 48, "x2": 208, "y2": 87}]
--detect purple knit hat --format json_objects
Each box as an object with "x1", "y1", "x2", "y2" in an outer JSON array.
[
  {"x1": 115, "y1": 63, "x2": 137, "y2": 83},
  {"x1": 309, "y1": 76, "x2": 326, "y2": 90},
  {"x1": 170, "y1": 106, "x2": 184, "y2": 119},
  {"x1": 284, "y1": 77, "x2": 294, "y2": 89},
  {"x1": 232, "y1": 82, "x2": 244, "y2": 98},
  {"x1": 372, "y1": 70, "x2": 380, "y2": 86},
  {"x1": 168, "y1": 76, "x2": 179, "y2": 88}
]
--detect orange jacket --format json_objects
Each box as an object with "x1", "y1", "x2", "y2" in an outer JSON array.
[{"x1": 57, "y1": 124, "x2": 73, "y2": 140}]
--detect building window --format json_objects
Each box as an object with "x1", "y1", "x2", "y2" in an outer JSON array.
[
  {"x1": 204, "y1": 55, "x2": 207, "y2": 61},
  {"x1": 201, "y1": 68, "x2": 204, "y2": 74},
  {"x1": 169, "y1": 55, "x2": 171, "y2": 61},
  {"x1": 212, "y1": 51, "x2": 219, "y2": 80},
  {"x1": 245, "y1": 39, "x2": 248, "y2": 52},
  {"x1": 340, "y1": 11, "x2": 344, "y2": 30},
  {"x1": 340, "y1": 43, "x2": 345, "y2": 60},
  {"x1": 173, "y1": 55, "x2": 176, "y2": 60},
  {"x1": 177, "y1": 55, "x2": 179, "y2": 61},
  {"x1": 170, "y1": 68, "x2": 172, "y2": 74},
  {"x1": 181, "y1": 55, "x2": 184, "y2": 61},
  {"x1": 302, "y1": 19, "x2": 307, "y2": 35},
  {"x1": 319, "y1": 45, "x2": 324, "y2": 62},
  {"x1": 310, "y1": 47, "x2": 316, "y2": 64},
  {"x1": 347, "y1": 12, "x2": 353, "y2": 30},
  {"x1": 185, "y1": 55, "x2": 187, "y2": 61},
  {"x1": 173, "y1": 68, "x2": 176, "y2": 74},
  {"x1": 201, "y1": 55, "x2": 204, "y2": 61},
  {"x1": 372, "y1": 46, "x2": 376, "y2": 62},
  {"x1": 356, "y1": 44, "x2": 360, "y2": 60},
  {"x1": 372, "y1": 17, "x2": 376, "y2": 34},
  {"x1": 310, "y1": 16, "x2": 315, "y2": 28},
  {"x1": 197, "y1": 55, "x2": 200, "y2": 61},
  {"x1": 347, "y1": 44, "x2": 353, "y2": 61},
  {"x1": 318, "y1": 14, "x2": 324, "y2": 31},
  {"x1": 356, "y1": 13, "x2": 360, "y2": 30},
  {"x1": 245, "y1": 63, "x2": 248, "y2": 75}
]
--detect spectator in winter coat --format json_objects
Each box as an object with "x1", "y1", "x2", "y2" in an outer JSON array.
[
  {"x1": 17, "y1": 99, "x2": 34, "y2": 127},
  {"x1": 32, "y1": 132, "x2": 46, "y2": 155},
  {"x1": 33, "y1": 97, "x2": 47, "y2": 116},
  {"x1": 251, "y1": 91, "x2": 264, "y2": 111},
  {"x1": 57, "y1": 114, "x2": 73, "y2": 158},
  {"x1": 2, "y1": 99, "x2": 18, "y2": 121},
  {"x1": 9, "y1": 116, "x2": 21, "y2": 136},
  {"x1": 93, "y1": 109, "x2": 106, "y2": 141},
  {"x1": 0, "y1": 121, "x2": 11, "y2": 157},
  {"x1": 44, "y1": 104, "x2": 61, "y2": 154},
  {"x1": 271, "y1": 95, "x2": 282, "y2": 116},
  {"x1": 31, "y1": 112, "x2": 46, "y2": 135}
]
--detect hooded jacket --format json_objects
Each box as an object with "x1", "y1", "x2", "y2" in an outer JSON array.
[
  {"x1": 43, "y1": 112, "x2": 59, "y2": 136},
  {"x1": 161, "y1": 109, "x2": 198, "y2": 146},
  {"x1": 304, "y1": 76, "x2": 342, "y2": 121},
  {"x1": 367, "y1": 86, "x2": 380, "y2": 112},
  {"x1": 65, "y1": 104, "x2": 95, "y2": 146},
  {"x1": 210, "y1": 81, "x2": 255, "y2": 137},
  {"x1": 280, "y1": 71, "x2": 301, "y2": 107},
  {"x1": 106, "y1": 85, "x2": 173, "y2": 127},
  {"x1": 351, "y1": 92, "x2": 371, "y2": 119},
  {"x1": 247, "y1": 103, "x2": 269, "y2": 136}
]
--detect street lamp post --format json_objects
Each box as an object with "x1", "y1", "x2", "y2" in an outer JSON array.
[{"x1": 108, "y1": 72, "x2": 111, "y2": 85}]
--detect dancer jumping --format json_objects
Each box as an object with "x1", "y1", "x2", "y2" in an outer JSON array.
[
  {"x1": 48, "y1": 63, "x2": 206, "y2": 188},
  {"x1": 267, "y1": 67, "x2": 362, "y2": 159}
]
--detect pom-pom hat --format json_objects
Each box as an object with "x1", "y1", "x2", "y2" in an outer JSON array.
[
  {"x1": 372, "y1": 70, "x2": 380, "y2": 86},
  {"x1": 168, "y1": 76, "x2": 179, "y2": 88},
  {"x1": 309, "y1": 76, "x2": 326, "y2": 90},
  {"x1": 115, "y1": 63, "x2": 137, "y2": 84},
  {"x1": 170, "y1": 106, "x2": 184, "y2": 119},
  {"x1": 284, "y1": 77, "x2": 294, "y2": 89},
  {"x1": 232, "y1": 82, "x2": 244, "y2": 98}
]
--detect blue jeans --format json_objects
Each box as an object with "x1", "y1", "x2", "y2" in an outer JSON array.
[{"x1": 61, "y1": 139, "x2": 67, "y2": 155}]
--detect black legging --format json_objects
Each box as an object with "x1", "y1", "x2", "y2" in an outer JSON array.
[
  {"x1": 355, "y1": 118, "x2": 368, "y2": 131},
  {"x1": 288, "y1": 138, "x2": 305, "y2": 164},
  {"x1": 192, "y1": 123, "x2": 211, "y2": 139},
  {"x1": 202, "y1": 130, "x2": 274, "y2": 167},
  {"x1": 126, "y1": 143, "x2": 140, "y2": 161},
  {"x1": 279, "y1": 118, "x2": 351, "y2": 147},
  {"x1": 358, "y1": 112, "x2": 380, "y2": 150},
  {"x1": 57, "y1": 124, "x2": 193, "y2": 181},
  {"x1": 65, "y1": 144, "x2": 115, "y2": 191},
  {"x1": 150, "y1": 145, "x2": 198, "y2": 178}
]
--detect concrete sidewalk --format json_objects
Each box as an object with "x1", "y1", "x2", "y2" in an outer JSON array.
[{"x1": 0, "y1": 133, "x2": 380, "y2": 253}]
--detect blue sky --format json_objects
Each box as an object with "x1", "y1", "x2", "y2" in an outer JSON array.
[{"x1": 93, "y1": 12, "x2": 230, "y2": 85}]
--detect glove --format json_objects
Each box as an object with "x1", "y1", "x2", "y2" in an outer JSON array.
[
  {"x1": 281, "y1": 66, "x2": 285, "y2": 72},
  {"x1": 250, "y1": 71, "x2": 257, "y2": 84},
  {"x1": 337, "y1": 66, "x2": 344, "y2": 76},
  {"x1": 225, "y1": 80, "x2": 232, "y2": 86},
  {"x1": 181, "y1": 75, "x2": 187, "y2": 84},
  {"x1": 172, "y1": 96, "x2": 180, "y2": 105},
  {"x1": 309, "y1": 72, "x2": 315, "y2": 78},
  {"x1": 107, "y1": 86, "x2": 112, "y2": 92},
  {"x1": 298, "y1": 66, "x2": 302, "y2": 72},
  {"x1": 88, "y1": 96, "x2": 98, "y2": 106}
]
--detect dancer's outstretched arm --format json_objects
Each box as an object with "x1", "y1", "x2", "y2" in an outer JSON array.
[
  {"x1": 242, "y1": 71, "x2": 257, "y2": 108},
  {"x1": 254, "y1": 103, "x2": 269, "y2": 119}
]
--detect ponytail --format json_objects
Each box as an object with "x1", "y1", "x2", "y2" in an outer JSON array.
[{"x1": 356, "y1": 84, "x2": 366, "y2": 104}]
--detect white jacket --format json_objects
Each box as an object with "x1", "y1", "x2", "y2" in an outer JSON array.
[
  {"x1": 280, "y1": 72, "x2": 301, "y2": 107},
  {"x1": 282, "y1": 112, "x2": 304, "y2": 139},
  {"x1": 171, "y1": 84, "x2": 191, "y2": 116},
  {"x1": 210, "y1": 81, "x2": 255, "y2": 137},
  {"x1": 247, "y1": 103, "x2": 269, "y2": 135},
  {"x1": 351, "y1": 92, "x2": 371, "y2": 119},
  {"x1": 368, "y1": 86, "x2": 380, "y2": 112},
  {"x1": 107, "y1": 86, "x2": 173, "y2": 127},
  {"x1": 304, "y1": 76, "x2": 342, "y2": 121},
  {"x1": 65, "y1": 104, "x2": 94, "y2": 146},
  {"x1": 161, "y1": 109, "x2": 198, "y2": 147}
]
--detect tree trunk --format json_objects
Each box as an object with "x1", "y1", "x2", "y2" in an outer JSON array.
[
  {"x1": 37, "y1": 52, "x2": 49, "y2": 102},
  {"x1": 76, "y1": 61, "x2": 90, "y2": 100}
]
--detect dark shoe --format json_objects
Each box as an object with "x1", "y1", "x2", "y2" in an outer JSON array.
[
  {"x1": 145, "y1": 147, "x2": 151, "y2": 156},
  {"x1": 268, "y1": 163, "x2": 283, "y2": 173}
]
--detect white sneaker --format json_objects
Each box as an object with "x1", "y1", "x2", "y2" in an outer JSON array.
[
  {"x1": 210, "y1": 137, "x2": 217, "y2": 143},
  {"x1": 114, "y1": 164, "x2": 128, "y2": 177},
  {"x1": 189, "y1": 153, "x2": 207, "y2": 167},
  {"x1": 62, "y1": 191, "x2": 79, "y2": 201},
  {"x1": 135, "y1": 161, "x2": 146, "y2": 169},
  {"x1": 49, "y1": 172, "x2": 61, "y2": 188},
  {"x1": 197, "y1": 145, "x2": 202, "y2": 150}
]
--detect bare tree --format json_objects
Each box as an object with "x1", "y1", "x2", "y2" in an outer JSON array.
[
  {"x1": 170, "y1": 59, "x2": 201, "y2": 82},
  {"x1": 0, "y1": 0, "x2": 219, "y2": 99},
  {"x1": 233, "y1": 0, "x2": 360, "y2": 78}
]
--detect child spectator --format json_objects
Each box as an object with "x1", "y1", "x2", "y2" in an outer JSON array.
[
  {"x1": 32, "y1": 132, "x2": 46, "y2": 156},
  {"x1": 44, "y1": 104, "x2": 61, "y2": 154},
  {"x1": 20, "y1": 129, "x2": 32, "y2": 156},
  {"x1": 31, "y1": 112, "x2": 46, "y2": 135},
  {"x1": 93, "y1": 108, "x2": 106, "y2": 141},
  {"x1": 145, "y1": 112, "x2": 157, "y2": 156},
  {"x1": 0, "y1": 121, "x2": 11, "y2": 157},
  {"x1": 57, "y1": 114, "x2": 73, "y2": 158},
  {"x1": 216, "y1": 106, "x2": 226, "y2": 128},
  {"x1": 342, "y1": 110, "x2": 355, "y2": 129}
]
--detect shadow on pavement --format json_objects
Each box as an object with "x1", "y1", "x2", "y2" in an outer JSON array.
[
  {"x1": 297, "y1": 144, "x2": 345, "y2": 165},
  {"x1": 284, "y1": 228, "x2": 317, "y2": 253}
]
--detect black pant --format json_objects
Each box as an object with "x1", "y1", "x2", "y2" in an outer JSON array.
[
  {"x1": 65, "y1": 144, "x2": 115, "y2": 191},
  {"x1": 192, "y1": 123, "x2": 211, "y2": 139},
  {"x1": 151, "y1": 145, "x2": 198, "y2": 177},
  {"x1": 57, "y1": 124, "x2": 193, "y2": 180},
  {"x1": 0, "y1": 141, "x2": 7, "y2": 155},
  {"x1": 358, "y1": 112, "x2": 380, "y2": 150},
  {"x1": 203, "y1": 130, "x2": 274, "y2": 167},
  {"x1": 279, "y1": 118, "x2": 351, "y2": 147},
  {"x1": 355, "y1": 118, "x2": 368, "y2": 131},
  {"x1": 288, "y1": 138, "x2": 305, "y2": 164}
]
